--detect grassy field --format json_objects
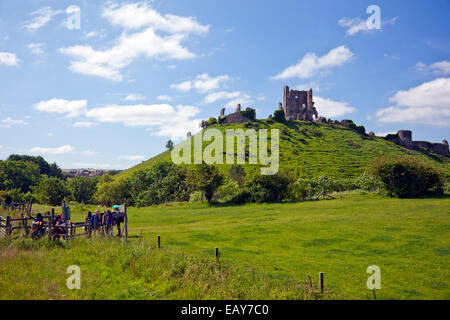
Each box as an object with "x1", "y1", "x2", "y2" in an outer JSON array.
[{"x1": 2, "y1": 193, "x2": 449, "y2": 300}]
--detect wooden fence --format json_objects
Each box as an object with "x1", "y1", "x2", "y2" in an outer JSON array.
[{"x1": 0, "y1": 204, "x2": 128, "y2": 242}]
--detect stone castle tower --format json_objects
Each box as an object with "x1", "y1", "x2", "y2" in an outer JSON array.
[{"x1": 282, "y1": 85, "x2": 318, "y2": 121}]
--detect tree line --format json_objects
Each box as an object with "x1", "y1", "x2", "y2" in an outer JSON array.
[{"x1": 0, "y1": 154, "x2": 446, "y2": 208}]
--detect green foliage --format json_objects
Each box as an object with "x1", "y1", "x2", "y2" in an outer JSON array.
[
  {"x1": 187, "y1": 163, "x2": 224, "y2": 203},
  {"x1": 240, "y1": 109, "x2": 256, "y2": 120},
  {"x1": 94, "y1": 174, "x2": 129, "y2": 206},
  {"x1": 236, "y1": 172, "x2": 292, "y2": 203},
  {"x1": 290, "y1": 178, "x2": 311, "y2": 200},
  {"x1": 273, "y1": 110, "x2": 285, "y2": 123},
  {"x1": 355, "y1": 125, "x2": 366, "y2": 135},
  {"x1": 33, "y1": 176, "x2": 69, "y2": 206},
  {"x1": 165, "y1": 139, "x2": 174, "y2": 150},
  {"x1": 67, "y1": 176, "x2": 98, "y2": 204},
  {"x1": 208, "y1": 117, "x2": 218, "y2": 126},
  {"x1": 228, "y1": 164, "x2": 246, "y2": 187},
  {"x1": 0, "y1": 190, "x2": 12, "y2": 205},
  {"x1": 7, "y1": 154, "x2": 51, "y2": 175},
  {"x1": 0, "y1": 160, "x2": 40, "y2": 192},
  {"x1": 212, "y1": 179, "x2": 240, "y2": 202},
  {"x1": 353, "y1": 172, "x2": 380, "y2": 191},
  {"x1": 128, "y1": 161, "x2": 189, "y2": 207},
  {"x1": 370, "y1": 156, "x2": 445, "y2": 198}
]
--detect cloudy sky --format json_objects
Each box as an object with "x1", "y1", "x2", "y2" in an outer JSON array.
[{"x1": 0, "y1": 0, "x2": 449, "y2": 169}]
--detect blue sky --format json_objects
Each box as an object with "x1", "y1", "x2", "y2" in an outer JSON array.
[{"x1": 0, "y1": 0, "x2": 449, "y2": 169}]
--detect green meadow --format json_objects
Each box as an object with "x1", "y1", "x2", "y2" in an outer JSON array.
[{"x1": 1, "y1": 193, "x2": 449, "y2": 300}]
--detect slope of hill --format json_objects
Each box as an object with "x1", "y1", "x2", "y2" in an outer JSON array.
[{"x1": 118, "y1": 120, "x2": 450, "y2": 180}]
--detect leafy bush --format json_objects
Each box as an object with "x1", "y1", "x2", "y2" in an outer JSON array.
[
  {"x1": 353, "y1": 172, "x2": 380, "y2": 191},
  {"x1": 208, "y1": 117, "x2": 218, "y2": 126},
  {"x1": 240, "y1": 109, "x2": 256, "y2": 120},
  {"x1": 290, "y1": 178, "x2": 311, "y2": 201},
  {"x1": 212, "y1": 179, "x2": 240, "y2": 202},
  {"x1": 228, "y1": 165, "x2": 246, "y2": 187},
  {"x1": 236, "y1": 172, "x2": 292, "y2": 203},
  {"x1": 273, "y1": 110, "x2": 285, "y2": 123},
  {"x1": 370, "y1": 157, "x2": 444, "y2": 198}
]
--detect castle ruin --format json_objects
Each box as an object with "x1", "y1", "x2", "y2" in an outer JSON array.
[
  {"x1": 281, "y1": 86, "x2": 318, "y2": 121},
  {"x1": 386, "y1": 130, "x2": 449, "y2": 156}
]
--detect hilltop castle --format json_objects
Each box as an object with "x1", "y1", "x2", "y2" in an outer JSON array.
[{"x1": 281, "y1": 85, "x2": 318, "y2": 121}]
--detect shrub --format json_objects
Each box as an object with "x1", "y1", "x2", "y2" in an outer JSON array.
[
  {"x1": 208, "y1": 117, "x2": 218, "y2": 126},
  {"x1": 290, "y1": 178, "x2": 310, "y2": 201},
  {"x1": 228, "y1": 165, "x2": 246, "y2": 187},
  {"x1": 273, "y1": 110, "x2": 285, "y2": 123},
  {"x1": 238, "y1": 172, "x2": 292, "y2": 203},
  {"x1": 240, "y1": 109, "x2": 256, "y2": 120},
  {"x1": 212, "y1": 179, "x2": 240, "y2": 202},
  {"x1": 370, "y1": 157, "x2": 444, "y2": 198},
  {"x1": 353, "y1": 172, "x2": 380, "y2": 191},
  {"x1": 94, "y1": 175, "x2": 129, "y2": 206}
]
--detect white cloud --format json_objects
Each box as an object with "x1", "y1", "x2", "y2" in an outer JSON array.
[
  {"x1": 203, "y1": 91, "x2": 241, "y2": 104},
  {"x1": 376, "y1": 78, "x2": 450, "y2": 127},
  {"x1": 338, "y1": 17, "x2": 397, "y2": 36},
  {"x1": 416, "y1": 61, "x2": 450, "y2": 76},
  {"x1": 119, "y1": 155, "x2": 145, "y2": 161},
  {"x1": 33, "y1": 99, "x2": 87, "y2": 118},
  {"x1": 73, "y1": 121, "x2": 97, "y2": 128},
  {"x1": 125, "y1": 93, "x2": 146, "y2": 101},
  {"x1": 24, "y1": 6, "x2": 63, "y2": 32},
  {"x1": 272, "y1": 46, "x2": 354, "y2": 80},
  {"x1": 60, "y1": 3, "x2": 208, "y2": 81},
  {"x1": 157, "y1": 95, "x2": 173, "y2": 101},
  {"x1": 1, "y1": 117, "x2": 28, "y2": 128},
  {"x1": 30, "y1": 145, "x2": 75, "y2": 155},
  {"x1": 375, "y1": 131, "x2": 396, "y2": 137},
  {"x1": 86, "y1": 103, "x2": 201, "y2": 140},
  {"x1": 60, "y1": 28, "x2": 198, "y2": 81},
  {"x1": 314, "y1": 96, "x2": 357, "y2": 118},
  {"x1": 171, "y1": 73, "x2": 231, "y2": 93},
  {"x1": 0, "y1": 52, "x2": 19, "y2": 66},
  {"x1": 102, "y1": 2, "x2": 209, "y2": 33},
  {"x1": 28, "y1": 43, "x2": 45, "y2": 56}
]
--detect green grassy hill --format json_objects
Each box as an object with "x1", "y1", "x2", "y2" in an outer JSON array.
[{"x1": 118, "y1": 120, "x2": 449, "y2": 180}]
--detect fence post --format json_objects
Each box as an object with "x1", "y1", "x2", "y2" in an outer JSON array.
[
  {"x1": 215, "y1": 247, "x2": 220, "y2": 263},
  {"x1": 6, "y1": 216, "x2": 11, "y2": 241},
  {"x1": 124, "y1": 203, "x2": 128, "y2": 241},
  {"x1": 158, "y1": 235, "x2": 161, "y2": 249},
  {"x1": 319, "y1": 272, "x2": 324, "y2": 293}
]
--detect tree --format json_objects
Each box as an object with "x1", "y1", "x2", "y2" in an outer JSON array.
[
  {"x1": 7, "y1": 154, "x2": 51, "y2": 175},
  {"x1": 0, "y1": 160, "x2": 40, "y2": 192},
  {"x1": 33, "y1": 176, "x2": 70, "y2": 206},
  {"x1": 67, "y1": 176, "x2": 98, "y2": 204},
  {"x1": 166, "y1": 139, "x2": 174, "y2": 150},
  {"x1": 228, "y1": 165, "x2": 246, "y2": 187},
  {"x1": 94, "y1": 175, "x2": 129, "y2": 206},
  {"x1": 49, "y1": 162, "x2": 64, "y2": 179},
  {"x1": 186, "y1": 131, "x2": 192, "y2": 138},
  {"x1": 187, "y1": 163, "x2": 224, "y2": 203},
  {"x1": 273, "y1": 110, "x2": 285, "y2": 123},
  {"x1": 128, "y1": 161, "x2": 189, "y2": 206}
]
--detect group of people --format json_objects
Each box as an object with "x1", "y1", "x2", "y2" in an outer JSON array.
[
  {"x1": 31, "y1": 211, "x2": 67, "y2": 239},
  {"x1": 85, "y1": 205, "x2": 124, "y2": 237},
  {"x1": 30, "y1": 205, "x2": 123, "y2": 240}
]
